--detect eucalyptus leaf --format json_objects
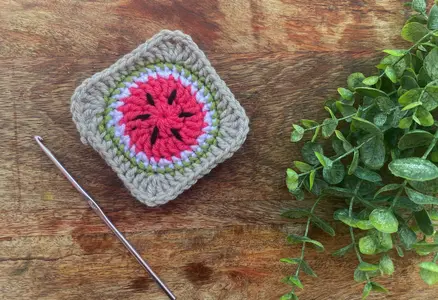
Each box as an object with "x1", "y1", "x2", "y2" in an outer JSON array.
[
  {"x1": 323, "y1": 160, "x2": 345, "y2": 185},
  {"x1": 338, "y1": 87, "x2": 354, "y2": 101},
  {"x1": 300, "y1": 259, "x2": 317, "y2": 277},
  {"x1": 383, "y1": 49, "x2": 407, "y2": 57},
  {"x1": 293, "y1": 161, "x2": 313, "y2": 172},
  {"x1": 322, "y1": 118, "x2": 338, "y2": 138},
  {"x1": 332, "y1": 244, "x2": 354, "y2": 257},
  {"x1": 413, "y1": 105, "x2": 434, "y2": 126},
  {"x1": 301, "y1": 142, "x2": 323, "y2": 165},
  {"x1": 408, "y1": 178, "x2": 438, "y2": 194},
  {"x1": 363, "y1": 76, "x2": 380, "y2": 86},
  {"x1": 398, "y1": 130, "x2": 434, "y2": 150},
  {"x1": 374, "y1": 184, "x2": 401, "y2": 198},
  {"x1": 301, "y1": 119, "x2": 318, "y2": 128},
  {"x1": 389, "y1": 158, "x2": 438, "y2": 181},
  {"x1": 362, "y1": 283, "x2": 372, "y2": 299},
  {"x1": 370, "y1": 282, "x2": 388, "y2": 293},
  {"x1": 309, "y1": 169, "x2": 316, "y2": 190},
  {"x1": 380, "y1": 254, "x2": 395, "y2": 275},
  {"x1": 287, "y1": 234, "x2": 325, "y2": 251},
  {"x1": 285, "y1": 275, "x2": 303, "y2": 289},
  {"x1": 347, "y1": 72, "x2": 365, "y2": 90},
  {"x1": 358, "y1": 262, "x2": 380, "y2": 271},
  {"x1": 349, "y1": 150, "x2": 359, "y2": 175},
  {"x1": 352, "y1": 117, "x2": 383, "y2": 137},
  {"x1": 422, "y1": 85, "x2": 438, "y2": 111},
  {"x1": 405, "y1": 187, "x2": 438, "y2": 204},
  {"x1": 385, "y1": 65, "x2": 397, "y2": 83},
  {"x1": 311, "y1": 215, "x2": 335, "y2": 236},
  {"x1": 424, "y1": 48, "x2": 438, "y2": 80},
  {"x1": 359, "y1": 236, "x2": 377, "y2": 255},
  {"x1": 369, "y1": 208, "x2": 399, "y2": 233},
  {"x1": 291, "y1": 124, "x2": 305, "y2": 142},
  {"x1": 412, "y1": 242, "x2": 438, "y2": 252},
  {"x1": 401, "y1": 22, "x2": 429, "y2": 43},
  {"x1": 399, "y1": 116, "x2": 413, "y2": 129},
  {"x1": 419, "y1": 262, "x2": 438, "y2": 285},
  {"x1": 355, "y1": 87, "x2": 388, "y2": 98},
  {"x1": 414, "y1": 209, "x2": 434, "y2": 236},
  {"x1": 360, "y1": 136, "x2": 385, "y2": 170},
  {"x1": 398, "y1": 225, "x2": 418, "y2": 249},
  {"x1": 398, "y1": 88, "x2": 422, "y2": 106},
  {"x1": 412, "y1": 0, "x2": 426, "y2": 13},
  {"x1": 286, "y1": 168, "x2": 299, "y2": 191},
  {"x1": 354, "y1": 166, "x2": 382, "y2": 182},
  {"x1": 429, "y1": 4, "x2": 438, "y2": 30},
  {"x1": 376, "y1": 96, "x2": 395, "y2": 113}
]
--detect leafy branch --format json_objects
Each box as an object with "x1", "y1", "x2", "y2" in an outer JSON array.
[{"x1": 281, "y1": 1, "x2": 438, "y2": 299}]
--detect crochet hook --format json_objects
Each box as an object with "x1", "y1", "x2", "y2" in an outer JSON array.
[{"x1": 34, "y1": 136, "x2": 176, "y2": 300}]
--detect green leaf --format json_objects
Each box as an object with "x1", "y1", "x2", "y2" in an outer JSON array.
[
  {"x1": 300, "y1": 259, "x2": 317, "y2": 277},
  {"x1": 369, "y1": 208, "x2": 399, "y2": 233},
  {"x1": 373, "y1": 113, "x2": 387, "y2": 126},
  {"x1": 322, "y1": 118, "x2": 338, "y2": 138},
  {"x1": 402, "y1": 101, "x2": 422, "y2": 111},
  {"x1": 336, "y1": 101, "x2": 357, "y2": 120},
  {"x1": 352, "y1": 117, "x2": 383, "y2": 137},
  {"x1": 358, "y1": 262, "x2": 380, "y2": 271},
  {"x1": 325, "y1": 187, "x2": 354, "y2": 198},
  {"x1": 412, "y1": 242, "x2": 438, "y2": 252},
  {"x1": 359, "y1": 236, "x2": 377, "y2": 255},
  {"x1": 398, "y1": 130, "x2": 435, "y2": 150},
  {"x1": 281, "y1": 209, "x2": 311, "y2": 219},
  {"x1": 398, "y1": 88, "x2": 422, "y2": 106},
  {"x1": 280, "y1": 258, "x2": 301, "y2": 264},
  {"x1": 376, "y1": 96, "x2": 395, "y2": 113},
  {"x1": 291, "y1": 124, "x2": 305, "y2": 142},
  {"x1": 422, "y1": 85, "x2": 438, "y2": 111},
  {"x1": 383, "y1": 49, "x2": 407, "y2": 57},
  {"x1": 355, "y1": 87, "x2": 388, "y2": 98},
  {"x1": 409, "y1": 178, "x2": 438, "y2": 193},
  {"x1": 399, "y1": 116, "x2": 413, "y2": 129},
  {"x1": 335, "y1": 130, "x2": 353, "y2": 151},
  {"x1": 424, "y1": 48, "x2": 438, "y2": 80},
  {"x1": 354, "y1": 166, "x2": 382, "y2": 182},
  {"x1": 362, "y1": 283, "x2": 372, "y2": 300},
  {"x1": 347, "y1": 72, "x2": 365, "y2": 90},
  {"x1": 414, "y1": 209, "x2": 434, "y2": 236},
  {"x1": 401, "y1": 22, "x2": 429, "y2": 43},
  {"x1": 354, "y1": 268, "x2": 368, "y2": 283},
  {"x1": 285, "y1": 275, "x2": 303, "y2": 289},
  {"x1": 309, "y1": 169, "x2": 316, "y2": 190},
  {"x1": 370, "y1": 282, "x2": 388, "y2": 293},
  {"x1": 407, "y1": 14, "x2": 428, "y2": 24},
  {"x1": 428, "y1": 4, "x2": 438, "y2": 30},
  {"x1": 430, "y1": 209, "x2": 438, "y2": 221},
  {"x1": 293, "y1": 161, "x2": 312, "y2": 172},
  {"x1": 385, "y1": 65, "x2": 397, "y2": 83},
  {"x1": 323, "y1": 160, "x2": 345, "y2": 185},
  {"x1": 389, "y1": 158, "x2": 438, "y2": 181},
  {"x1": 419, "y1": 262, "x2": 438, "y2": 285},
  {"x1": 375, "y1": 231, "x2": 393, "y2": 251},
  {"x1": 301, "y1": 119, "x2": 318, "y2": 128},
  {"x1": 380, "y1": 254, "x2": 395, "y2": 275},
  {"x1": 360, "y1": 136, "x2": 385, "y2": 170},
  {"x1": 314, "y1": 151, "x2": 329, "y2": 167},
  {"x1": 338, "y1": 87, "x2": 354, "y2": 101},
  {"x1": 311, "y1": 215, "x2": 335, "y2": 236},
  {"x1": 413, "y1": 105, "x2": 434, "y2": 126},
  {"x1": 406, "y1": 187, "x2": 438, "y2": 204},
  {"x1": 401, "y1": 75, "x2": 419, "y2": 90},
  {"x1": 332, "y1": 244, "x2": 354, "y2": 257},
  {"x1": 301, "y1": 142, "x2": 323, "y2": 165},
  {"x1": 395, "y1": 245, "x2": 404, "y2": 257},
  {"x1": 357, "y1": 220, "x2": 375, "y2": 230},
  {"x1": 280, "y1": 292, "x2": 298, "y2": 300},
  {"x1": 287, "y1": 234, "x2": 324, "y2": 251},
  {"x1": 286, "y1": 168, "x2": 299, "y2": 191},
  {"x1": 374, "y1": 184, "x2": 401, "y2": 199},
  {"x1": 398, "y1": 225, "x2": 418, "y2": 249},
  {"x1": 349, "y1": 150, "x2": 359, "y2": 175},
  {"x1": 412, "y1": 0, "x2": 426, "y2": 13},
  {"x1": 363, "y1": 76, "x2": 380, "y2": 86}
]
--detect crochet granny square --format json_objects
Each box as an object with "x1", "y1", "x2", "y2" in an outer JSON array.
[{"x1": 71, "y1": 30, "x2": 249, "y2": 206}]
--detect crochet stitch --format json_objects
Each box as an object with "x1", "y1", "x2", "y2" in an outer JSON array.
[{"x1": 71, "y1": 30, "x2": 249, "y2": 206}]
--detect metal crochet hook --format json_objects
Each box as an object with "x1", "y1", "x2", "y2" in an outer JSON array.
[{"x1": 34, "y1": 136, "x2": 176, "y2": 300}]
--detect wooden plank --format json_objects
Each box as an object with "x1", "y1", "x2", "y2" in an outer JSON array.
[{"x1": 0, "y1": 0, "x2": 408, "y2": 58}]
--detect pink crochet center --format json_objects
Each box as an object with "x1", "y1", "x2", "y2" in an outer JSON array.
[{"x1": 117, "y1": 76, "x2": 207, "y2": 161}]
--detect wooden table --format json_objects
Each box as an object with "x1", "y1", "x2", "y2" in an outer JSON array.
[{"x1": 1, "y1": 1, "x2": 436, "y2": 299}]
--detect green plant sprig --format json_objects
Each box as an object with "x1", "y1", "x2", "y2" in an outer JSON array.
[{"x1": 281, "y1": 1, "x2": 438, "y2": 299}]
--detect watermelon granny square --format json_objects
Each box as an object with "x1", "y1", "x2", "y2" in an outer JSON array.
[{"x1": 71, "y1": 30, "x2": 249, "y2": 206}]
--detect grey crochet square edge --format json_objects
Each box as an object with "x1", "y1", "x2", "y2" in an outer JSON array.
[{"x1": 70, "y1": 30, "x2": 249, "y2": 206}]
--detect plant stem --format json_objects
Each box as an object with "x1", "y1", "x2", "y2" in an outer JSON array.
[
  {"x1": 298, "y1": 135, "x2": 375, "y2": 178},
  {"x1": 295, "y1": 197, "x2": 324, "y2": 276},
  {"x1": 348, "y1": 181, "x2": 371, "y2": 283}
]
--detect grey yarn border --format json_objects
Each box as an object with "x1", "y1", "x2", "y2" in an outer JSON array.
[{"x1": 71, "y1": 30, "x2": 249, "y2": 206}]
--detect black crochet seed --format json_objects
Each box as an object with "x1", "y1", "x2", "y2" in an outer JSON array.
[
  {"x1": 151, "y1": 126, "x2": 159, "y2": 146},
  {"x1": 146, "y1": 93, "x2": 155, "y2": 106},
  {"x1": 171, "y1": 128, "x2": 183, "y2": 141},
  {"x1": 168, "y1": 89, "x2": 177, "y2": 105}
]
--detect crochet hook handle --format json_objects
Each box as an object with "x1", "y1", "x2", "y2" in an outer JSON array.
[{"x1": 34, "y1": 136, "x2": 176, "y2": 300}]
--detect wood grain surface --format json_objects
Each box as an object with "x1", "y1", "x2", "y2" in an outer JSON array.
[{"x1": 0, "y1": 0, "x2": 436, "y2": 299}]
